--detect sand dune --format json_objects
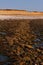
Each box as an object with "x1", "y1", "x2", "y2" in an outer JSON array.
[
  {"x1": 0, "y1": 9, "x2": 43, "y2": 16},
  {"x1": 0, "y1": 9, "x2": 43, "y2": 20}
]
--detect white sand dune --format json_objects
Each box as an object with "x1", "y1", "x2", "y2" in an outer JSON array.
[{"x1": 0, "y1": 15, "x2": 43, "y2": 20}]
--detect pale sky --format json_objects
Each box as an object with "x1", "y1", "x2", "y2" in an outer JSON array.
[{"x1": 0, "y1": 0, "x2": 43, "y2": 11}]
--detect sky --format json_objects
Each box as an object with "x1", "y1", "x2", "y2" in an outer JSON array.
[{"x1": 0, "y1": 0, "x2": 43, "y2": 11}]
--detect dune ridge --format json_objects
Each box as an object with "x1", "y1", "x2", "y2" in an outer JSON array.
[{"x1": 0, "y1": 9, "x2": 43, "y2": 16}]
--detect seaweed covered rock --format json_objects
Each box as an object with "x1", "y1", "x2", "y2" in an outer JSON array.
[{"x1": 0, "y1": 19, "x2": 43, "y2": 65}]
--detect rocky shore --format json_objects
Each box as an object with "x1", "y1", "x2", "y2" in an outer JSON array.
[{"x1": 0, "y1": 19, "x2": 43, "y2": 65}]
